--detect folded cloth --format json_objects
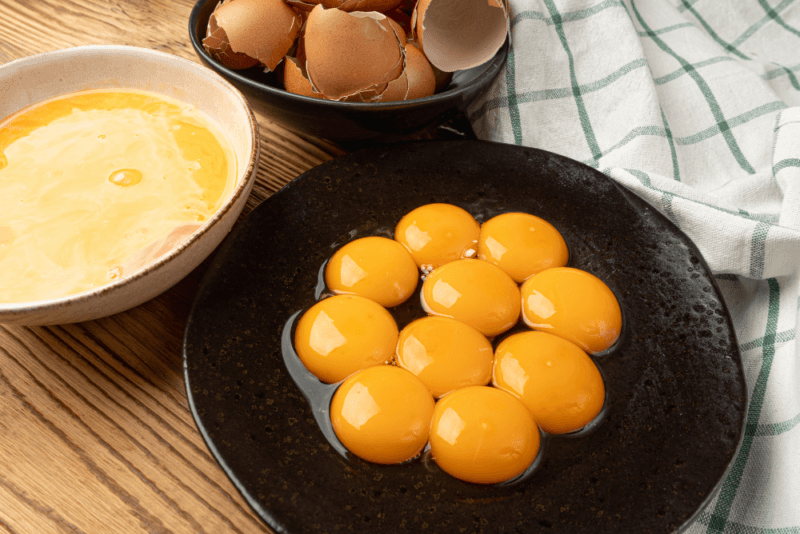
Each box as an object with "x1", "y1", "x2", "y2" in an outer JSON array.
[{"x1": 470, "y1": 0, "x2": 800, "y2": 531}]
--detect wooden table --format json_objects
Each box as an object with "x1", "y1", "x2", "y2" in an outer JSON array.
[{"x1": 0, "y1": 1, "x2": 474, "y2": 532}]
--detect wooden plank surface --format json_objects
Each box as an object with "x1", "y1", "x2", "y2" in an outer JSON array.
[{"x1": 0, "y1": 1, "x2": 347, "y2": 532}]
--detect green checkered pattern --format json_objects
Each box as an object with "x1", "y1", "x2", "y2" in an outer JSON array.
[{"x1": 469, "y1": 0, "x2": 800, "y2": 531}]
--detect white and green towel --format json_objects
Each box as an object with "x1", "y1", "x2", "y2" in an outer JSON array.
[{"x1": 469, "y1": 0, "x2": 800, "y2": 531}]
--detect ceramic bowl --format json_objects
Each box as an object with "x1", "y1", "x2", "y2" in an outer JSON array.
[
  {"x1": 0, "y1": 45, "x2": 259, "y2": 326},
  {"x1": 188, "y1": 0, "x2": 509, "y2": 141}
]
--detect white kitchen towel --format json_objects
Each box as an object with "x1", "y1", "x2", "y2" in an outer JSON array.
[{"x1": 469, "y1": 0, "x2": 800, "y2": 531}]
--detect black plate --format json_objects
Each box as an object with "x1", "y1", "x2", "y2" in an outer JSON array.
[{"x1": 183, "y1": 140, "x2": 746, "y2": 534}]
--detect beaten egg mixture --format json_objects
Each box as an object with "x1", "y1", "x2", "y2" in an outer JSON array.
[{"x1": 0, "y1": 89, "x2": 236, "y2": 303}]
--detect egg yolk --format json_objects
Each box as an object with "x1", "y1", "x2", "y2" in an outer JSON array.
[
  {"x1": 493, "y1": 331, "x2": 605, "y2": 434},
  {"x1": 326, "y1": 236, "x2": 418, "y2": 308},
  {"x1": 396, "y1": 316, "x2": 493, "y2": 398},
  {"x1": 294, "y1": 295, "x2": 398, "y2": 383},
  {"x1": 395, "y1": 203, "x2": 480, "y2": 270},
  {"x1": 478, "y1": 212, "x2": 568, "y2": 283},
  {"x1": 330, "y1": 365, "x2": 435, "y2": 464},
  {"x1": 520, "y1": 267, "x2": 622, "y2": 354},
  {"x1": 429, "y1": 386, "x2": 540, "y2": 484},
  {"x1": 421, "y1": 259, "x2": 520, "y2": 337}
]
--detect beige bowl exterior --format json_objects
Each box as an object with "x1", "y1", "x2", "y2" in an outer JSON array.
[{"x1": 0, "y1": 45, "x2": 259, "y2": 325}]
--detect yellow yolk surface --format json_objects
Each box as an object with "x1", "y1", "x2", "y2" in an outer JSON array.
[
  {"x1": 0, "y1": 89, "x2": 235, "y2": 304},
  {"x1": 396, "y1": 316, "x2": 493, "y2": 398},
  {"x1": 326, "y1": 236, "x2": 418, "y2": 308},
  {"x1": 429, "y1": 386, "x2": 539, "y2": 484},
  {"x1": 330, "y1": 365, "x2": 435, "y2": 464},
  {"x1": 421, "y1": 259, "x2": 520, "y2": 337},
  {"x1": 478, "y1": 212, "x2": 569, "y2": 283},
  {"x1": 493, "y1": 331, "x2": 605, "y2": 434},
  {"x1": 294, "y1": 295, "x2": 398, "y2": 383},
  {"x1": 521, "y1": 267, "x2": 622, "y2": 354},
  {"x1": 394, "y1": 203, "x2": 480, "y2": 270}
]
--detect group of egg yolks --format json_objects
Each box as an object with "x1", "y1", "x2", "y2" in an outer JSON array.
[{"x1": 293, "y1": 203, "x2": 621, "y2": 484}]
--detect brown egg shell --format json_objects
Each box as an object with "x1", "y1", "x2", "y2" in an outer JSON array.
[
  {"x1": 413, "y1": 0, "x2": 509, "y2": 72},
  {"x1": 284, "y1": 57, "x2": 326, "y2": 99},
  {"x1": 202, "y1": 3, "x2": 259, "y2": 69},
  {"x1": 374, "y1": 69, "x2": 409, "y2": 102},
  {"x1": 404, "y1": 44, "x2": 436, "y2": 100},
  {"x1": 304, "y1": 6, "x2": 406, "y2": 101},
  {"x1": 213, "y1": 0, "x2": 302, "y2": 72}
]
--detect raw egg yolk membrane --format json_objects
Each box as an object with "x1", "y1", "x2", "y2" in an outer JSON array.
[
  {"x1": 396, "y1": 316, "x2": 493, "y2": 398},
  {"x1": 493, "y1": 331, "x2": 605, "y2": 434},
  {"x1": 521, "y1": 267, "x2": 622, "y2": 354},
  {"x1": 478, "y1": 212, "x2": 568, "y2": 283},
  {"x1": 330, "y1": 365, "x2": 435, "y2": 465},
  {"x1": 294, "y1": 294, "x2": 398, "y2": 384},
  {"x1": 421, "y1": 259, "x2": 520, "y2": 338},
  {"x1": 394, "y1": 203, "x2": 480, "y2": 270},
  {"x1": 0, "y1": 89, "x2": 235, "y2": 303},
  {"x1": 429, "y1": 386, "x2": 540, "y2": 484},
  {"x1": 325, "y1": 236, "x2": 418, "y2": 308}
]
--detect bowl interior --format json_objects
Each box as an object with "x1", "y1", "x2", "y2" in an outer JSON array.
[
  {"x1": 0, "y1": 45, "x2": 257, "y2": 322},
  {"x1": 0, "y1": 45, "x2": 254, "y2": 181}
]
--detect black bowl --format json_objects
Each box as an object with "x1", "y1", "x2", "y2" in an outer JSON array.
[{"x1": 188, "y1": 0, "x2": 509, "y2": 141}]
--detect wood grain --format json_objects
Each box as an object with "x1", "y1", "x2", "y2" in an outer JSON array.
[
  {"x1": 0, "y1": 1, "x2": 477, "y2": 530},
  {"x1": 0, "y1": 0, "x2": 347, "y2": 532}
]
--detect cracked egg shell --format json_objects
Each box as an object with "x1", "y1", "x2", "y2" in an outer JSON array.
[
  {"x1": 414, "y1": 0, "x2": 509, "y2": 72},
  {"x1": 284, "y1": 57, "x2": 326, "y2": 99},
  {"x1": 304, "y1": 6, "x2": 405, "y2": 101},
  {"x1": 202, "y1": 3, "x2": 259, "y2": 69},
  {"x1": 404, "y1": 43, "x2": 435, "y2": 100},
  {"x1": 374, "y1": 69, "x2": 409, "y2": 102},
  {"x1": 207, "y1": 0, "x2": 301, "y2": 72}
]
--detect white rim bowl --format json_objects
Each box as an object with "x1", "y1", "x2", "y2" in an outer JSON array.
[{"x1": 0, "y1": 45, "x2": 260, "y2": 325}]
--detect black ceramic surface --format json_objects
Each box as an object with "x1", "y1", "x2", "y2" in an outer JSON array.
[
  {"x1": 184, "y1": 141, "x2": 747, "y2": 534},
  {"x1": 188, "y1": 0, "x2": 508, "y2": 141}
]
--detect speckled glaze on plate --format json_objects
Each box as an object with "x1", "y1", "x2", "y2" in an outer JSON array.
[{"x1": 183, "y1": 141, "x2": 746, "y2": 534}]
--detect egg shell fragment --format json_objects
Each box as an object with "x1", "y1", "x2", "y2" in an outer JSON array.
[
  {"x1": 413, "y1": 0, "x2": 509, "y2": 72},
  {"x1": 304, "y1": 6, "x2": 406, "y2": 101},
  {"x1": 202, "y1": 3, "x2": 259, "y2": 69},
  {"x1": 284, "y1": 57, "x2": 326, "y2": 99},
  {"x1": 210, "y1": 0, "x2": 302, "y2": 72},
  {"x1": 404, "y1": 44, "x2": 436, "y2": 100},
  {"x1": 374, "y1": 69, "x2": 409, "y2": 102}
]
